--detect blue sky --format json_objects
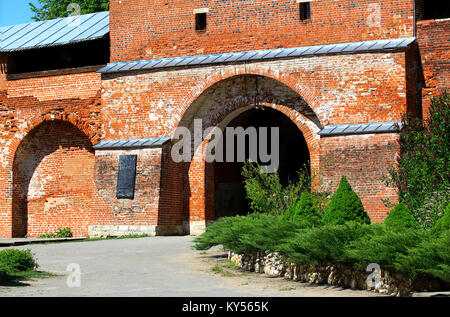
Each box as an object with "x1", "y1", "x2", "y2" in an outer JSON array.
[{"x1": 0, "y1": 0, "x2": 38, "y2": 27}]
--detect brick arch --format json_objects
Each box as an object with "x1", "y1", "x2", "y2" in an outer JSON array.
[
  {"x1": 175, "y1": 73, "x2": 321, "y2": 171},
  {"x1": 194, "y1": 102, "x2": 320, "y2": 169},
  {"x1": 177, "y1": 74, "x2": 322, "y2": 234},
  {"x1": 8, "y1": 116, "x2": 100, "y2": 237},
  {"x1": 2, "y1": 113, "x2": 101, "y2": 234},
  {"x1": 5, "y1": 112, "x2": 100, "y2": 171},
  {"x1": 174, "y1": 67, "x2": 323, "y2": 132}
]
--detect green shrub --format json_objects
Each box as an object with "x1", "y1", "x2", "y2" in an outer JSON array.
[
  {"x1": 39, "y1": 232, "x2": 56, "y2": 238},
  {"x1": 0, "y1": 249, "x2": 38, "y2": 272},
  {"x1": 283, "y1": 203, "x2": 295, "y2": 222},
  {"x1": 309, "y1": 191, "x2": 330, "y2": 216},
  {"x1": 193, "y1": 213, "x2": 312, "y2": 253},
  {"x1": 323, "y1": 176, "x2": 370, "y2": 225},
  {"x1": 193, "y1": 213, "x2": 449, "y2": 282},
  {"x1": 385, "y1": 203, "x2": 420, "y2": 229},
  {"x1": 283, "y1": 192, "x2": 322, "y2": 224},
  {"x1": 395, "y1": 230, "x2": 450, "y2": 282},
  {"x1": 39, "y1": 227, "x2": 72, "y2": 238},
  {"x1": 280, "y1": 222, "x2": 378, "y2": 265},
  {"x1": 434, "y1": 203, "x2": 450, "y2": 232},
  {"x1": 387, "y1": 91, "x2": 449, "y2": 216},
  {"x1": 242, "y1": 161, "x2": 311, "y2": 215},
  {"x1": 55, "y1": 227, "x2": 73, "y2": 238},
  {"x1": 343, "y1": 226, "x2": 427, "y2": 269}
]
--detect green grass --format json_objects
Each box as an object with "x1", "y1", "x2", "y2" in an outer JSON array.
[
  {"x1": 0, "y1": 270, "x2": 54, "y2": 284},
  {"x1": 280, "y1": 286, "x2": 296, "y2": 291},
  {"x1": 212, "y1": 265, "x2": 223, "y2": 273},
  {"x1": 211, "y1": 260, "x2": 240, "y2": 277}
]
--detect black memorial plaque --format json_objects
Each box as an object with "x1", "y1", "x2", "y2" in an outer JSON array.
[{"x1": 116, "y1": 155, "x2": 137, "y2": 199}]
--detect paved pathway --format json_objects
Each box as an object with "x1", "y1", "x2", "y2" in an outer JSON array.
[{"x1": 0, "y1": 236, "x2": 383, "y2": 297}]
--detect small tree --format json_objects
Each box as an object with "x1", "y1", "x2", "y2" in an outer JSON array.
[
  {"x1": 30, "y1": 0, "x2": 109, "y2": 21},
  {"x1": 283, "y1": 192, "x2": 321, "y2": 223},
  {"x1": 292, "y1": 192, "x2": 322, "y2": 224},
  {"x1": 242, "y1": 161, "x2": 310, "y2": 215},
  {"x1": 323, "y1": 176, "x2": 371, "y2": 225},
  {"x1": 384, "y1": 203, "x2": 420, "y2": 229}
]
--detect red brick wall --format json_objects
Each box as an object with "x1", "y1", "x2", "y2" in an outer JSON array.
[
  {"x1": 319, "y1": 134, "x2": 400, "y2": 223},
  {"x1": 100, "y1": 51, "x2": 408, "y2": 228},
  {"x1": 0, "y1": 51, "x2": 412, "y2": 237},
  {"x1": 416, "y1": 19, "x2": 450, "y2": 120},
  {"x1": 0, "y1": 70, "x2": 104, "y2": 237},
  {"x1": 12, "y1": 121, "x2": 99, "y2": 237},
  {"x1": 101, "y1": 52, "x2": 408, "y2": 140},
  {"x1": 110, "y1": 0, "x2": 415, "y2": 62},
  {"x1": 94, "y1": 147, "x2": 173, "y2": 229}
]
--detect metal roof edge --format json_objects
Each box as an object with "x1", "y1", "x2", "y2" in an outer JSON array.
[
  {"x1": 93, "y1": 137, "x2": 171, "y2": 150},
  {"x1": 98, "y1": 37, "x2": 416, "y2": 74},
  {"x1": 0, "y1": 33, "x2": 109, "y2": 53},
  {"x1": 318, "y1": 122, "x2": 403, "y2": 137},
  {"x1": 0, "y1": 11, "x2": 109, "y2": 53}
]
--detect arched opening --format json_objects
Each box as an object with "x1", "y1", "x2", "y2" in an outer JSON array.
[
  {"x1": 12, "y1": 120, "x2": 96, "y2": 238},
  {"x1": 177, "y1": 74, "x2": 321, "y2": 233},
  {"x1": 213, "y1": 106, "x2": 311, "y2": 219}
]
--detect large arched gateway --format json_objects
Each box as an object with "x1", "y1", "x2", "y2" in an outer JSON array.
[{"x1": 176, "y1": 74, "x2": 321, "y2": 234}]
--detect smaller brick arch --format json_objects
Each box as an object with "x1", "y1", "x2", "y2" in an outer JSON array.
[
  {"x1": 175, "y1": 74, "x2": 321, "y2": 172},
  {"x1": 8, "y1": 116, "x2": 100, "y2": 237},
  {"x1": 6, "y1": 112, "x2": 100, "y2": 170},
  {"x1": 196, "y1": 102, "x2": 320, "y2": 169},
  {"x1": 174, "y1": 66, "x2": 324, "y2": 132},
  {"x1": 2, "y1": 113, "x2": 100, "y2": 213}
]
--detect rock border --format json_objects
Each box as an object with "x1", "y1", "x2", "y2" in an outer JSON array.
[{"x1": 229, "y1": 251, "x2": 449, "y2": 297}]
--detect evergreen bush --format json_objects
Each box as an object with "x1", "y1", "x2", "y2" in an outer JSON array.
[
  {"x1": 193, "y1": 214, "x2": 448, "y2": 282},
  {"x1": 434, "y1": 203, "x2": 450, "y2": 232},
  {"x1": 387, "y1": 91, "x2": 449, "y2": 224},
  {"x1": 0, "y1": 249, "x2": 38, "y2": 272},
  {"x1": 384, "y1": 203, "x2": 420, "y2": 229},
  {"x1": 323, "y1": 176, "x2": 370, "y2": 225},
  {"x1": 343, "y1": 226, "x2": 426, "y2": 269},
  {"x1": 395, "y1": 230, "x2": 450, "y2": 282},
  {"x1": 290, "y1": 192, "x2": 322, "y2": 224}
]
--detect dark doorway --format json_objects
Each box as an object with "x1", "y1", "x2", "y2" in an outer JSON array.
[{"x1": 213, "y1": 107, "x2": 310, "y2": 219}]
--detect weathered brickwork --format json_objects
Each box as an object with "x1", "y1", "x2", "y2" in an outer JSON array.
[
  {"x1": 0, "y1": 71, "x2": 104, "y2": 237},
  {"x1": 94, "y1": 146, "x2": 184, "y2": 235},
  {"x1": 0, "y1": 0, "x2": 448, "y2": 237},
  {"x1": 12, "y1": 120, "x2": 99, "y2": 237},
  {"x1": 110, "y1": 0, "x2": 415, "y2": 62},
  {"x1": 101, "y1": 53, "x2": 408, "y2": 139},
  {"x1": 319, "y1": 133, "x2": 400, "y2": 223},
  {"x1": 416, "y1": 19, "x2": 450, "y2": 119}
]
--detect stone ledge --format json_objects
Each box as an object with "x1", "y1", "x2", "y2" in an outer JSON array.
[
  {"x1": 0, "y1": 238, "x2": 85, "y2": 247},
  {"x1": 88, "y1": 225, "x2": 184, "y2": 238},
  {"x1": 229, "y1": 251, "x2": 450, "y2": 297}
]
